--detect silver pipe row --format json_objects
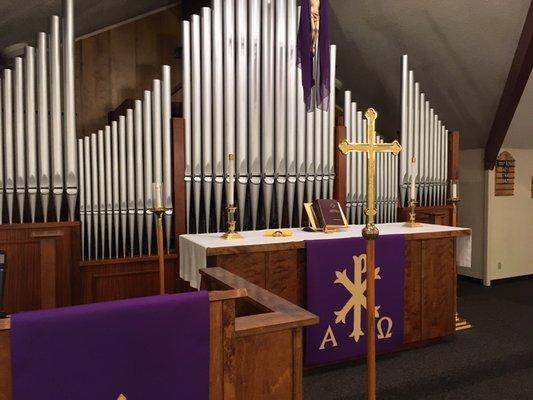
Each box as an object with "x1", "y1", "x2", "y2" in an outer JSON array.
[
  {"x1": 400, "y1": 55, "x2": 449, "y2": 207},
  {"x1": 77, "y1": 66, "x2": 173, "y2": 260},
  {"x1": 0, "y1": 2, "x2": 76, "y2": 225},
  {"x1": 181, "y1": 0, "x2": 337, "y2": 233}
]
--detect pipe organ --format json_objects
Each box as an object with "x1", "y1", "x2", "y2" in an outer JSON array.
[
  {"x1": 182, "y1": 0, "x2": 337, "y2": 233},
  {"x1": 0, "y1": 0, "x2": 77, "y2": 225},
  {"x1": 77, "y1": 66, "x2": 174, "y2": 260},
  {"x1": 400, "y1": 55, "x2": 449, "y2": 207}
]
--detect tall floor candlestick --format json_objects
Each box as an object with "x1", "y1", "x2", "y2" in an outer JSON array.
[{"x1": 151, "y1": 183, "x2": 166, "y2": 294}]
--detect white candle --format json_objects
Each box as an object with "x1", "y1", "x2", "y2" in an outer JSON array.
[
  {"x1": 452, "y1": 182, "x2": 457, "y2": 199},
  {"x1": 152, "y1": 182, "x2": 163, "y2": 209},
  {"x1": 228, "y1": 154, "x2": 235, "y2": 206},
  {"x1": 410, "y1": 157, "x2": 416, "y2": 201}
]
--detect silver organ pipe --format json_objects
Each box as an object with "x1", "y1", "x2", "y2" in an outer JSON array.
[
  {"x1": 349, "y1": 102, "x2": 356, "y2": 223},
  {"x1": 423, "y1": 101, "x2": 430, "y2": 205},
  {"x1": 143, "y1": 92, "x2": 154, "y2": 255},
  {"x1": 262, "y1": 0, "x2": 275, "y2": 228},
  {"x1": 118, "y1": 115, "x2": 127, "y2": 257},
  {"x1": 90, "y1": 133, "x2": 99, "y2": 260},
  {"x1": 63, "y1": 0, "x2": 77, "y2": 222},
  {"x1": 191, "y1": 14, "x2": 202, "y2": 233},
  {"x1": 104, "y1": 125, "x2": 113, "y2": 257},
  {"x1": 201, "y1": 8, "x2": 213, "y2": 233},
  {"x1": 400, "y1": 55, "x2": 408, "y2": 205},
  {"x1": 295, "y1": 7, "x2": 306, "y2": 226},
  {"x1": 313, "y1": 106, "x2": 322, "y2": 200},
  {"x1": 25, "y1": 47, "x2": 37, "y2": 223},
  {"x1": 419, "y1": 92, "x2": 426, "y2": 206},
  {"x1": 182, "y1": 21, "x2": 192, "y2": 233},
  {"x1": 50, "y1": 15, "x2": 63, "y2": 221},
  {"x1": 111, "y1": 121, "x2": 120, "y2": 257},
  {"x1": 134, "y1": 102, "x2": 145, "y2": 256},
  {"x1": 3, "y1": 70, "x2": 13, "y2": 222},
  {"x1": 286, "y1": 0, "x2": 297, "y2": 227},
  {"x1": 126, "y1": 109, "x2": 135, "y2": 256},
  {"x1": 328, "y1": 45, "x2": 337, "y2": 199},
  {"x1": 343, "y1": 91, "x2": 351, "y2": 220},
  {"x1": 78, "y1": 139, "x2": 85, "y2": 259},
  {"x1": 237, "y1": 0, "x2": 249, "y2": 230},
  {"x1": 97, "y1": 130, "x2": 106, "y2": 258},
  {"x1": 84, "y1": 137, "x2": 92, "y2": 260},
  {"x1": 407, "y1": 69, "x2": 414, "y2": 205},
  {"x1": 356, "y1": 111, "x2": 364, "y2": 224},
  {"x1": 212, "y1": 0, "x2": 225, "y2": 232},
  {"x1": 413, "y1": 82, "x2": 420, "y2": 200},
  {"x1": 37, "y1": 32, "x2": 50, "y2": 222},
  {"x1": 14, "y1": 57, "x2": 26, "y2": 223},
  {"x1": 305, "y1": 95, "x2": 315, "y2": 203},
  {"x1": 161, "y1": 65, "x2": 173, "y2": 251}
]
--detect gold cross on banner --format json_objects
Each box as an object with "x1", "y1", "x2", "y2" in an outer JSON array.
[{"x1": 338, "y1": 108, "x2": 402, "y2": 239}]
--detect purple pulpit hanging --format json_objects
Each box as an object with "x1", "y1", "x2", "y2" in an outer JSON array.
[{"x1": 11, "y1": 292, "x2": 210, "y2": 400}]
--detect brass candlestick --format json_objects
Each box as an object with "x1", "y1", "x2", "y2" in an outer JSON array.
[
  {"x1": 222, "y1": 205, "x2": 243, "y2": 239},
  {"x1": 403, "y1": 199, "x2": 422, "y2": 227},
  {"x1": 150, "y1": 207, "x2": 167, "y2": 294}
]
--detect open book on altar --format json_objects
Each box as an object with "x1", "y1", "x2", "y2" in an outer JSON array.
[{"x1": 304, "y1": 199, "x2": 349, "y2": 232}]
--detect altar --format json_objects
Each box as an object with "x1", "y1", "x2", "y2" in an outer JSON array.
[{"x1": 180, "y1": 223, "x2": 471, "y2": 350}]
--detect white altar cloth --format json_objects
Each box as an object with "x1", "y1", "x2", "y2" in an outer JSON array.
[{"x1": 179, "y1": 223, "x2": 472, "y2": 289}]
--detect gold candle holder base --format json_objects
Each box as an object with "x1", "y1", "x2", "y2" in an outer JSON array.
[
  {"x1": 222, "y1": 205, "x2": 243, "y2": 240},
  {"x1": 455, "y1": 312, "x2": 473, "y2": 332},
  {"x1": 403, "y1": 200, "x2": 422, "y2": 228}
]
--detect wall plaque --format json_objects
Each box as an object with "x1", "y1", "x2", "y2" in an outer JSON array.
[{"x1": 495, "y1": 151, "x2": 515, "y2": 196}]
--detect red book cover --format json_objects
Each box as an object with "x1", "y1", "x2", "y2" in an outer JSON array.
[{"x1": 313, "y1": 199, "x2": 347, "y2": 229}]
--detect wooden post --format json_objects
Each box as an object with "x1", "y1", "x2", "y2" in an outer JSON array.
[
  {"x1": 448, "y1": 131, "x2": 460, "y2": 226},
  {"x1": 156, "y1": 212, "x2": 166, "y2": 294},
  {"x1": 366, "y1": 239, "x2": 376, "y2": 400},
  {"x1": 334, "y1": 125, "x2": 347, "y2": 212}
]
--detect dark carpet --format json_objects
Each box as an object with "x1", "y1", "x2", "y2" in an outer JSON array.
[{"x1": 303, "y1": 277, "x2": 533, "y2": 399}]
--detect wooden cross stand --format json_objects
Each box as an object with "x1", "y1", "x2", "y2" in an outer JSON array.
[{"x1": 338, "y1": 108, "x2": 402, "y2": 400}]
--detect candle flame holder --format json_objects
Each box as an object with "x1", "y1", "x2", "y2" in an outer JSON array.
[
  {"x1": 403, "y1": 199, "x2": 422, "y2": 228},
  {"x1": 222, "y1": 205, "x2": 243, "y2": 239}
]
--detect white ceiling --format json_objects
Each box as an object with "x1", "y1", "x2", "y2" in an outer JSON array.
[{"x1": 329, "y1": 0, "x2": 531, "y2": 149}]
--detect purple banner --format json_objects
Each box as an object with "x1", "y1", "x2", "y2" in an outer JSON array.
[
  {"x1": 305, "y1": 235, "x2": 405, "y2": 367},
  {"x1": 11, "y1": 292, "x2": 210, "y2": 400}
]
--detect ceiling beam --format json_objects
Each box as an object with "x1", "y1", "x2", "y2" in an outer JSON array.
[{"x1": 484, "y1": 1, "x2": 533, "y2": 170}]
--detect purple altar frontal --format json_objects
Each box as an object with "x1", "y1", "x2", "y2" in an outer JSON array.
[{"x1": 305, "y1": 235, "x2": 405, "y2": 367}]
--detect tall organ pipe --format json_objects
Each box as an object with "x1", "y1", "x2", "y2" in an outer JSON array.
[
  {"x1": 182, "y1": 21, "x2": 192, "y2": 233},
  {"x1": 201, "y1": 8, "x2": 213, "y2": 233},
  {"x1": 37, "y1": 32, "x2": 50, "y2": 222},
  {"x1": 126, "y1": 109, "x2": 135, "y2": 256},
  {"x1": 25, "y1": 47, "x2": 38, "y2": 223},
  {"x1": 134, "y1": 101, "x2": 145, "y2": 255},
  {"x1": 143, "y1": 92, "x2": 154, "y2": 254},
  {"x1": 161, "y1": 65, "x2": 173, "y2": 249},
  {"x1": 286, "y1": 0, "x2": 297, "y2": 227},
  {"x1": 191, "y1": 15, "x2": 202, "y2": 233}
]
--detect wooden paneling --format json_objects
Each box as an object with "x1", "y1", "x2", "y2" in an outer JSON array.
[
  {"x1": 0, "y1": 223, "x2": 80, "y2": 314},
  {"x1": 75, "y1": 7, "x2": 181, "y2": 137},
  {"x1": 0, "y1": 329, "x2": 11, "y2": 400},
  {"x1": 236, "y1": 331, "x2": 294, "y2": 399},
  {"x1": 448, "y1": 131, "x2": 460, "y2": 181},
  {"x1": 421, "y1": 238, "x2": 455, "y2": 339},
  {"x1": 404, "y1": 240, "x2": 422, "y2": 343},
  {"x1": 206, "y1": 232, "x2": 463, "y2": 351},
  {"x1": 267, "y1": 250, "x2": 300, "y2": 305},
  {"x1": 78, "y1": 255, "x2": 178, "y2": 304}
]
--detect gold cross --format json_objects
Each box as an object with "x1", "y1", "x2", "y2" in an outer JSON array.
[{"x1": 338, "y1": 108, "x2": 402, "y2": 239}]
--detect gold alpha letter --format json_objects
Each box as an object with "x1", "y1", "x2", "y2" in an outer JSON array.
[{"x1": 319, "y1": 325, "x2": 339, "y2": 350}]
